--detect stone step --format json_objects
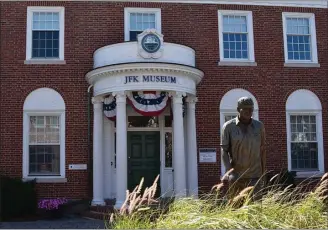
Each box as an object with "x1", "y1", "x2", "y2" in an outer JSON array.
[
  {"x1": 90, "y1": 205, "x2": 114, "y2": 213},
  {"x1": 82, "y1": 210, "x2": 113, "y2": 221}
]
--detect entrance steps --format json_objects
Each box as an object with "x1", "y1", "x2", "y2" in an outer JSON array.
[
  {"x1": 81, "y1": 199, "x2": 115, "y2": 221},
  {"x1": 81, "y1": 197, "x2": 174, "y2": 221}
]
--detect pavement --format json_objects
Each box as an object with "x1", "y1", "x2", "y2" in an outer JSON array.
[{"x1": 0, "y1": 217, "x2": 106, "y2": 229}]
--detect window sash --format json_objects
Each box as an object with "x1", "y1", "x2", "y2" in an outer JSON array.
[
  {"x1": 286, "y1": 17, "x2": 310, "y2": 35},
  {"x1": 289, "y1": 114, "x2": 319, "y2": 171},
  {"x1": 129, "y1": 12, "x2": 156, "y2": 31},
  {"x1": 29, "y1": 115, "x2": 60, "y2": 145},
  {"x1": 28, "y1": 115, "x2": 61, "y2": 176},
  {"x1": 28, "y1": 144, "x2": 61, "y2": 175},
  {"x1": 219, "y1": 12, "x2": 252, "y2": 61},
  {"x1": 283, "y1": 13, "x2": 317, "y2": 64},
  {"x1": 32, "y1": 12, "x2": 60, "y2": 31}
]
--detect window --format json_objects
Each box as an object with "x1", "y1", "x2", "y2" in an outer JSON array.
[
  {"x1": 23, "y1": 88, "x2": 66, "y2": 182},
  {"x1": 218, "y1": 10, "x2": 255, "y2": 63},
  {"x1": 124, "y1": 8, "x2": 161, "y2": 41},
  {"x1": 289, "y1": 115, "x2": 318, "y2": 171},
  {"x1": 286, "y1": 89, "x2": 324, "y2": 177},
  {"x1": 26, "y1": 7, "x2": 65, "y2": 62},
  {"x1": 282, "y1": 12, "x2": 318, "y2": 64},
  {"x1": 28, "y1": 116, "x2": 60, "y2": 175},
  {"x1": 224, "y1": 114, "x2": 237, "y2": 123},
  {"x1": 219, "y1": 88, "x2": 259, "y2": 177}
]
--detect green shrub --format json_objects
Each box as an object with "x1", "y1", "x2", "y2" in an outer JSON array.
[{"x1": 0, "y1": 176, "x2": 38, "y2": 220}]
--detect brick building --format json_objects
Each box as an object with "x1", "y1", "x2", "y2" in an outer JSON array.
[{"x1": 0, "y1": 0, "x2": 327, "y2": 208}]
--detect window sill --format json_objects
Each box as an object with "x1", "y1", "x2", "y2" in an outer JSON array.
[
  {"x1": 218, "y1": 61, "x2": 257, "y2": 66},
  {"x1": 24, "y1": 59, "x2": 66, "y2": 65},
  {"x1": 284, "y1": 63, "x2": 320, "y2": 68},
  {"x1": 295, "y1": 171, "x2": 324, "y2": 178},
  {"x1": 23, "y1": 177, "x2": 67, "y2": 183}
]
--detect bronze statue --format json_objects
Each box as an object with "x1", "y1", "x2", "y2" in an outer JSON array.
[{"x1": 220, "y1": 96, "x2": 266, "y2": 198}]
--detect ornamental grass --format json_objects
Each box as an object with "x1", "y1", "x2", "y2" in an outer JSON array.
[{"x1": 106, "y1": 172, "x2": 328, "y2": 229}]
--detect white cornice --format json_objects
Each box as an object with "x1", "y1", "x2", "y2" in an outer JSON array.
[
  {"x1": 10, "y1": 0, "x2": 327, "y2": 8},
  {"x1": 112, "y1": 0, "x2": 328, "y2": 8},
  {"x1": 86, "y1": 63, "x2": 204, "y2": 84}
]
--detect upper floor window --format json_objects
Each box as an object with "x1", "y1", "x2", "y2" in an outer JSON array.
[
  {"x1": 26, "y1": 7, "x2": 65, "y2": 64},
  {"x1": 282, "y1": 12, "x2": 318, "y2": 65},
  {"x1": 218, "y1": 10, "x2": 255, "y2": 64},
  {"x1": 124, "y1": 8, "x2": 161, "y2": 41}
]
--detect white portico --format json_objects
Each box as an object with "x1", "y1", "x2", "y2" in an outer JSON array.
[{"x1": 86, "y1": 29, "x2": 204, "y2": 208}]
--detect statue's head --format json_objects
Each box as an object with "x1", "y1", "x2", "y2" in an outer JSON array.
[{"x1": 237, "y1": 96, "x2": 254, "y2": 121}]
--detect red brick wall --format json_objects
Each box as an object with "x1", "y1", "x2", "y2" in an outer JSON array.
[{"x1": 0, "y1": 1, "x2": 327, "y2": 199}]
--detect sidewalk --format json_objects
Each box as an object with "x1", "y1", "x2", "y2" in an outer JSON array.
[{"x1": 0, "y1": 217, "x2": 106, "y2": 229}]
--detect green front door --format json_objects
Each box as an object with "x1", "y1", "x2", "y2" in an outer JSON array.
[{"x1": 127, "y1": 131, "x2": 161, "y2": 197}]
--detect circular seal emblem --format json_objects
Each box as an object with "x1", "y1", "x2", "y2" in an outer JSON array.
[{"x1": 141, "y1": 34, "x2": 161, "y2": 53}]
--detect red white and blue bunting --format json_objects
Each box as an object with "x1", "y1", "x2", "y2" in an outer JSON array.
[
  {"x1": 103, "y1": 91, "x2": 186, "y2": 120},
  {"x1": 103, "y1": 95, "x2": 116, "y2": 121},
  {"x1": 127, "y1": 91, "x2": 169, "y2": 116}
]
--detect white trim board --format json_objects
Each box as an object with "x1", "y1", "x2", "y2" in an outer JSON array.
[{"x1": 9, "y1": 0, "x2": 327, "y2": 8}]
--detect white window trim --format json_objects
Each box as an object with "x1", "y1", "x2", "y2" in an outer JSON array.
[
  {"x1": 219, "y1": 110, "x2": 259, "y2": 177},
  {"x1": 218, "y1": 10, "x2": 256, "y2": 65},
  {"x1": 25, "y1": 6, "x2": 65, "y2": 64},
  {"x1": 286, "y1": 111, "x2": 325, "y2": 178},
  {"x1": 23, "y1": 111, "x2": 66, "y2": 182},
  {"x1": 282, "y1": 12, "x2": 318, "y2": 65},
  {"x1": 124, "y1": 7, "x2": 162, "y2": 42}
]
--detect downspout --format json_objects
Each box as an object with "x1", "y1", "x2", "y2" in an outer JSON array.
[{"x1": 87, "y1": 85, "x2": 93, "y2": 200}]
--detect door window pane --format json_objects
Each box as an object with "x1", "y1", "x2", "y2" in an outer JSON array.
[{"x1": 128, "y1": 116, "x2": 159, "y2": 127}]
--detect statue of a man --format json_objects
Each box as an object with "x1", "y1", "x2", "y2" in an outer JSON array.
[{"x1": 220, "y1": 96, "x2": 266, "y2": 198}]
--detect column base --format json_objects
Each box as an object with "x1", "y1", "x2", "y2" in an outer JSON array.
[
  {"x1": 188, "y1": 189, "x2": 198, "y2": 198},
  {"x1": 91, "y1": 199, "x2": 106, "y2": 206},
  {"x1": 114, "y1": 200, "x2": 125, "y2": 210},
  {"x1": 175, "y1": 189, "x2": 187, "y2": 198}
]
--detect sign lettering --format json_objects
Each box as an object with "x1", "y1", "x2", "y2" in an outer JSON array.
[
  {"x1": 124, "y1": 75, "x2": 177, "y2": 84},
  {"x1": 199, "y1": 148, "x2": 217, "y2": 163}
]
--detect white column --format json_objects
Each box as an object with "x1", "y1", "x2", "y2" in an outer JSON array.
[
  {"x1": 103, "y1": 115, "x2": 114, "y2": 199},
  {"x1": 91, "y1": 96, "x2": 105, "y2": 206},
  {"x1": 186, "y1": 96, "x2": 199, "y2": 197},
  {"x1": 171, "y1": 91, "x2": 187, "y2": 198},
  {"x1": 113, "y1": 91, "x2": 127, "y2": 209}
]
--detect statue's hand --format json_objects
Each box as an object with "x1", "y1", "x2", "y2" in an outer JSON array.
[
  {"x1": 228, "y1": 171, "x2": 239, "y2": 182},
  {"x1": 221, "y1": 170, "x2": 239, "y2": 182}
]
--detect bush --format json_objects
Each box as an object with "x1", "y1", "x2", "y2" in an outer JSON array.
[{"x1": 0, "y1": 176, "x2": 38, "y2": 221}]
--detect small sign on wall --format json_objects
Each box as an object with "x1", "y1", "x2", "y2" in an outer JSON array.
[
  {"x1": 69, "y1": 164, "x2": 87, "y2": 170},
  {"x1": 199, "y1": 148, "x2": 217, "y2": 163}
]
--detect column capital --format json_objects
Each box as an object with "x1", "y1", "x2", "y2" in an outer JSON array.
[
  {"x1": 186, "y1": 96, "x2": 198, "y2": 104},
  {"x1": 169, "y1": 91, "x2": 186, "y2": 104},
  {"x1": 92, "y1": 96, "x2": 104, "y2": 104},
  {"x1": 113, "y1": 91, "x2": 127, "y2": 103}
]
